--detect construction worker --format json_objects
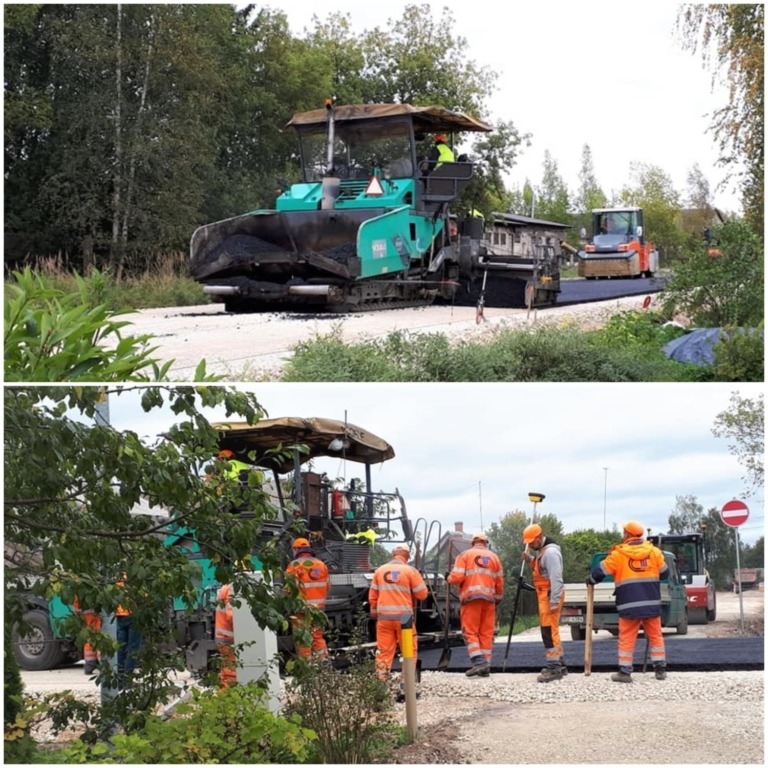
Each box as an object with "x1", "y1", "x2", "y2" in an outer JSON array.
[
  {"x1": 425, "y1": 133, "x2": 455, "y2": 172},
  {"x1": 522, "y1": 523, "x2": 567, "y2": 682},
  {"x1": 115, "y1": 575, "x2": 143, "y2": 687},
  {"x1": 586, "y1": 520, "x2": 669, "y2": 683},
  {"x1": 72, "y1": 595, "x2": 101, "y2": 675},
  {"x1": 285, "y1": 538, "x2": 330, "y2": 660},
  {"x1": 216, "y1": 449, "x2": 252, "y2": 482},
  {"x1": 368, "y1": 543, "x2": 428, "y2": 682},
  {"x1": 214, "y1": 581, "x2": 237, "y2": 688},
  {"x1": 448, "y1": 531, "x2": 504, "y2": 677}
]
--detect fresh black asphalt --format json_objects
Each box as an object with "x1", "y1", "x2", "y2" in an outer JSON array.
[{"x1": 415, "y1": 636, "x2": 764, "y2": 673}]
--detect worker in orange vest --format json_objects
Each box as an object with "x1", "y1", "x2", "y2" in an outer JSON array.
[
  {"x1": 587, "y1": 520, "x2": 669, "y2": 683},
  {"x1": 368, "y1": 543, "x2": 428, "y2": 681},
  {"x1": 214, "y1": 581, "x2": 237, "y2": 688},
  {"x1": 72, "y1": 595, "x2": 101, "y2": 675},
  {"x1": 284, "y1": 538, "x2": 330, "y2": 660},
  {"x1": 522, "y1": 523, "x2": 567, "y2": 682},
  {"x1": 448, "y1": 531, "x2": 504, "y2": 677}
]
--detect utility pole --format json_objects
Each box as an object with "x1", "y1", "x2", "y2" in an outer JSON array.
[
  {"x1": 478, "y1": 480, "x2": 484, "y2": 530},
  {"x1": 602, "y1": 467, "x2": 608, "y2": 530}
]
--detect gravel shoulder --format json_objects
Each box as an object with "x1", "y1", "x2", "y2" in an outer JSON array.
[{"x1": 122, "y1": 295, "x2": 651, "y2": 380}]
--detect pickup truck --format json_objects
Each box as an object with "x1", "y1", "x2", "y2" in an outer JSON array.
[{"x1": 560, "y1": 550, "x2": 689, "y2": 640}]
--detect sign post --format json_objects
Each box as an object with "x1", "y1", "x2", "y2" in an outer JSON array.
[{"x1": 720, "y1": 500, "x2": 750, "y2": 635}]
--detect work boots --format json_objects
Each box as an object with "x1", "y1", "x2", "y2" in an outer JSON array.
[
  {"x1": 611, "y1": 671, "x2": 633, "y2": 683},
  {"x1": 465, "y1": 657, "x2": 490, "y2": 677},
  {"x1": 654, "y1": 664, "x2": 667, "y2": 680},
  {"x1": 83, "y1": 662, "x2": 97, "y2": 676},
  {"x1": 537, "y1": 666, "x2": 564, "y2": 683}
]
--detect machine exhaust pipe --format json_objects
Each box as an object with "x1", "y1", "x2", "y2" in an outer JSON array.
[
  {"x1": 203, "y1": 285, "x2": 240, "y2": 296},
  {"x1": 287, "y1": 285, "x2": 331, "y2": 296}
]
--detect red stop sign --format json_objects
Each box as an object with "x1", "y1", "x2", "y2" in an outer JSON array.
[{"x1": 720, "y1": 499, "x2": 749, "y2": 527}]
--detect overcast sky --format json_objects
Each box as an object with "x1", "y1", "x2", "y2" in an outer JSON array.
[
  {"x1": 98, "y1": 383, "x2": 764, "y2": 546},
  {"x1": 263, "y1": 0, "x2": 741, "y2": 213}
]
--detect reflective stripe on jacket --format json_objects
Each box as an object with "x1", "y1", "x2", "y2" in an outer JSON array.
[
  {"x1": 590, "y1": 539, "x2": 669, "y2": 618},
  {"x1": 434, "y1": 142, "x2": 455, "y2": 169},
  {"x1": 448, "y1": 545, "x2": 504, "y2": 604},
  {"x1": 214, "y1": 583, "x2": 234, "y2": 645},
  {"x1": 369, "y1": 556, "x2": 428, "y2": 622},
  {"x1": 285, "y1": 555, "x2": 329, "y2": 609}
]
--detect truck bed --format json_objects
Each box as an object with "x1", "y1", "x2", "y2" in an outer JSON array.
[{"x1": 563, "y1": 582, "x2": 673, "y2": 606}]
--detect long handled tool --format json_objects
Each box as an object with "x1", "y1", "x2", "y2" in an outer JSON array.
[
  {"x1": 584, "y1": 582, "x2": 594, "y2": 676},
  {"x1": 502, "y1": 544, "x2": 531, "y2": 672},
  {"x1": 436, "y1": 543, "x2": 454, "y2": 670}
]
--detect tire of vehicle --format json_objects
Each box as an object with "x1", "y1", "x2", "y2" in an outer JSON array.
[
  {"x1": 570, "y1": 625, "x2": 586, "y2": 641},
  {"x1": 12, "y1": 609, "x2": 68, "y2": 671},
  {"x1": 676, "y1": 607, "x2": 689, "y2": 635},
  {"x1": 707, "y1": 591, "x2": 717, "y2": 623}
]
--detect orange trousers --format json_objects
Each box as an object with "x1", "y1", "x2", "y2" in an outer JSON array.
[
  {"x1": 217, "y1": 643, "x2": 237, "y2": 688},
  {"x1": 460, "y1": 599, "x2": 497, "y2": 664},
  {"x1": 374, "y1": 619, "x2": 419, "y2": 680},
  {"x1": 83, "y1": 611, "x2": 102, "y2": 664},
  {"x1": 536, "y1": 591, "x2": 564, "y2": 666},
  {"x1": 618, "y1": 615, "x2": 665, "y2": 672},
  {"x1": 291, "y1": 614, "x2": 328, "y2": 659}
]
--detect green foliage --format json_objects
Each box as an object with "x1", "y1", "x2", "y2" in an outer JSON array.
[
  {"x1": 61, "y1": 683, "x2": 314, "y2": 764},
  {"x1": 4, "y1": 386, "x2": 308, "y2": 736},
  {"x1": 560, "y1": 529, "x2": 622, "y2": 582},
  {"x1": 592, "y1": 309, "x2": 684, "y2": 351},
  {"x1": 4, "y1": 623, "x2": 37, "y2": 764},
  {"x1": 712, "y1": 392, "x2": 764, "y2": 496},
  {"x1": 284, "y1": 657, "x2": 398, "y2": 764},
  {"x1": 4, "y1": 268, "x2": 169, "y2": 381},
  {"x1": 282, "y1": 321, "x2": 692, "y2": 382},
  {"x1": 661, "y1": 220, "x2": 764, "y2": 327},
  {"x1": 710, "y1": 325, "x2": 764, "y2": 382}
]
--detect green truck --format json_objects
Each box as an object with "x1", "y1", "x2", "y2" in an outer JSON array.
[{"x1": 560, "y1": 550, "x2": 689, "y2": 641}]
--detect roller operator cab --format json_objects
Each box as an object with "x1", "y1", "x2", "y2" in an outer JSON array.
[
  {"x1": 577, "y1": 206, "x2": 659, "y2": 279},
  {"x1": 189, "y1": 102, "x2": 562, "y2": 312}
]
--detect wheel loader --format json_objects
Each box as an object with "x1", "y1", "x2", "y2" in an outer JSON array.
[{"x1": 190, "y1": 101, "x2": 561, "y2": 312}]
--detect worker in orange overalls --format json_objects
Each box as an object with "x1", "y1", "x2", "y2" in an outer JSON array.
[
  {"x1": 214, "y1": 581, "x2": 237, "y2": 688},
  {"x1": 448, "y1": 531, "x2": 504, "y2": 677},
  {"x1": 368, "y1": 543, "x2": 428, "y2": 681},
  {"x1": 522, "y1": 523, "x2": 567, "y2": 682},
  {"x1": 587, "y1": 520, "x2": 669, "y2": 683},
  {"x1": 72, "y1": 595, "x2": 101, "y2": 675},
  {"x1": 285, "y1": 538, "x2": 330, "y2": 660}
]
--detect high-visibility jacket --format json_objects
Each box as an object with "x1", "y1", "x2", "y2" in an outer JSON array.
[
  {"x1": 214, "y1": 583, "x2": 234, "y2": 646},
  {"x1": 369, "y1": 555, "x2": 428, "y2": 622},
  {"x1": 590, "y1": 539, "x2": 669, "y2": 618},
  {"x1": 448, "y1": 544, "x2": 504, "y2": 604},
  {"x1": 285, "y1": 554, "x2": 329, "y2": 610},
  {"x1": 433, "y1": 141, "x2": 455, "y2": 169},
  {"x1": 530, "y1": 538, "x2": 564, "y2": 605}
]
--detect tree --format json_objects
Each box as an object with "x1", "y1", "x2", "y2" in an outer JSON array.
[
  {"x1": 618, "y1": 161, "x2": 685, "y2": 260},
  {"x1": 533, "y1": 150, "x2": 571, "y2": 224},
  {"x1": 571, "y1": 144, "x2": 607, "y2": 243},
  {"x1": 4, "y1": 386, "x2": 305, "y2": 733},
  {"x1": 676, "y1": 4, "x2": 764, "y2": 233},
  {"x1": 712, "y1": 391, "x2": 764, "y2": 496},
  {"x1": 668, "y1": 494, "x2": 706, "y2": 534}
]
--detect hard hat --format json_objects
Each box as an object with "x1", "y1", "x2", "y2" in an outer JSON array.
[
  {"x1": 471, "y1": 530, "x2": 489, "y2": 543},
  {"x1": 292, "y1": 537, "x2": 311, "y2": 550},
  {"x1": 393, "y1": 543, "x2": 411, "y2": 556},
  {"x1": 435, "y1": 133, "x2": 447, "y2": 143},
  {"x1": 218, "y1": 449, "x2": 234, "y2": 459},
  {"x1": 623, "y1": 520, "x2": 645, "y2": 537},
  {"x1": 522, "y1": 523, "x2": 543, "y2": 544}
]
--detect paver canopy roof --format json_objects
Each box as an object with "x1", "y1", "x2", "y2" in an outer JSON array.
[
  {"x1": 286, "y1": 103, "x2": 493, "y2": 133},
  {"x1": 213, "y1": 416, "x2": 395, "y2": 472}
]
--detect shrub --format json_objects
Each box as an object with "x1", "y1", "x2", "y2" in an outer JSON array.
[
  {"x1": 61, "y1": 683, "x2": 315, "y2": 764},
  {"x1": 284, "y1": 657, "x2": 398, "y2": 764},
  {"x1": 4, "y1": 624, "x2": 37, "y2": 764},
  {"x1": 710, "y1": 325, "x2": 765, "y2": 382}
]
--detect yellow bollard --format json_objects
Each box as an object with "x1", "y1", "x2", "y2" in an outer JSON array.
[{"x1": 400, "y1": 618, "x2": 418, "y2": 742}]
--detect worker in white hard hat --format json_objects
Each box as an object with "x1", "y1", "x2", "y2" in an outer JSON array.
[
  {"x1": 587, "y1": 520, "x2": 669, "y2": 683},
  {"x1": 368, "y1": 543, "x2": 428, "y2": 682},
  {"x1": 522, "y1": 523, "x2": 567, "y2": 682},
  {"x1": 447, "y1": 531, "x2": 504, "y2": 677}
]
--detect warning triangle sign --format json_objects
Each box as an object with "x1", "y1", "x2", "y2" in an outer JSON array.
[{"x1": 365, "y1": 176, "x2": 384, "y2": 197}]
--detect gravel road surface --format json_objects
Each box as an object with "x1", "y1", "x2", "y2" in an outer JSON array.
[{"x1": 122, "y1": 294, "x2": 654, "y2": 380}]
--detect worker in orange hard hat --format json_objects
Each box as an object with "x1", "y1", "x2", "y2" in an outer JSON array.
[
  {"x1": 424, "y1": 132, "x2": 455, "y2": 173},
  {"x1": 285, "y1": 537, "x2": 330, "y2": 660},
  {"x1": 216, "y1": 449, "x2": 252, "y2": 482},
  {"x1": 522, "y1": 523, "x2": 566, "y2": 682},
  {"x1": 369, "y1": 544, "x2": 428, "y2": 683},
  {"x1": 448, "y1": 531, "x2": 504, "y2": 677},
  {"x1": 587, "y1": 520, "x2": 669, "y2": 683}
]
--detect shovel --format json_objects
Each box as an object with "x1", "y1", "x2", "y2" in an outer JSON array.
[
  {"x1": 437, "y1": 544, "x2": 454, "y2": 670},
  {"x1": 584, "y1": 582, "x2": 594, "y2": 676}
]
